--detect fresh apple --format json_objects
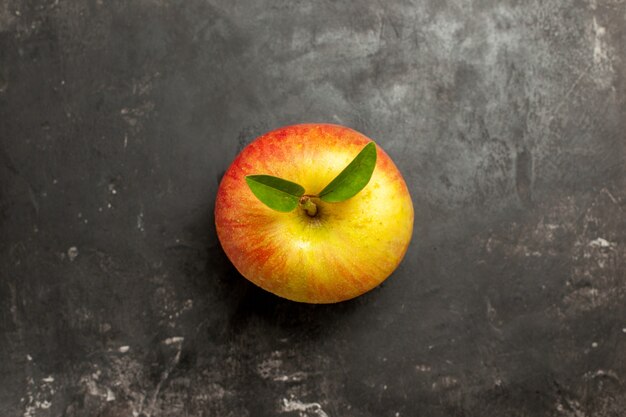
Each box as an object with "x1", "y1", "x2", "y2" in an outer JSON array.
[{"x1": 215, "y1": 123, "x2": 413, "y2": 303}]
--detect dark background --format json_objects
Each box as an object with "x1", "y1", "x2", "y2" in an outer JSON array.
[{"x1": 1, "y1": 0, "x2": 625, "y2": 416}]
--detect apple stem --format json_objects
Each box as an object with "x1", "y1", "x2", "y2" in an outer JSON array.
[{"x1": 299, "y1": 195, "x2": 318, "y2": 217}]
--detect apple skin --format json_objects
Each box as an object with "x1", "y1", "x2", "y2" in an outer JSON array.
[{"x1": 215, "y1": 123, "x2": 414, "y2": 303}]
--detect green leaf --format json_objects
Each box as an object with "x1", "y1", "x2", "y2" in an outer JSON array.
[
  {"x1": 245, "y1": 175, "x2": 305, "y2": 212},
  {"x1": 319, "y1": 142, "x2": 377, "y2": 203}
]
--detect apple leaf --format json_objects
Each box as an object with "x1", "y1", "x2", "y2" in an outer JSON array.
[
  {"x1": 318, "y1": 142, "x2": 377, "y2": 203},
  {"x1": 245, "y1": 175, "x2": 305, "y2": 212}
]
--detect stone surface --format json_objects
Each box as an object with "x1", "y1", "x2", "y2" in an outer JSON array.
[{"x1": 1, "y1": 0, "x2": 624, "y2": 416}]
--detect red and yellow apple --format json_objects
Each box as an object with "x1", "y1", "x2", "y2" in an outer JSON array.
[{"x1": 215, "y1": 123, "x2": 413, "y2": 303}]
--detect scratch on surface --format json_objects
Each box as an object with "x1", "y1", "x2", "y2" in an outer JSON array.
[
  {"x1": 601, "y1": 188, "x2": 620, "y2": 206},
  {"x1": 162, "y1": 336, "x2": 185, "y2": 345},
  {"x1": 583, "y1": 369, "x2": 620, "y2": 382},
  {"x1": 137, "y1": 211, "x2": 145, "y2": 232},
  {"x1": 515, "y1": 147, "x2": 533, "y2": 206},
  {"x1": 589, "y1": 238, "x2": 615, "y2": 248},
  {"x1": 485, "y1": 297, "x2": 502, "y2": 332},
  {"x1": 272, "y1": 372, "x2": 309, "y2": 382},
  {"x1": 23, "y1": 372, "x2": 56, "y2": 417},
  {"x1": 256, "y1": 351, "x2": 311, "y2": 383},
  {"x1": 555, "y1": 397, "x2": 586, "y2": 417},
  {"x1": 588, "y1": 15, "x2": 614, "y2": 89},
  {"x1": 9, "y1": 282, "x2": 20, "y2": 329},
  {"x1": 375, "y1": 0, "x2": 400, "y2": 39},
  {"x1": 280, "y1": 396, "x2": 329, "y2": 417},
  {"x1": 548, "y1": 62, "x2": 593, "y2": 123},
  {"x1": 592, "y1": 17, "x2": 608, "y2": 65},
  {"x1": 144, "y1": 337, "x2": 184, "y2": 417}
]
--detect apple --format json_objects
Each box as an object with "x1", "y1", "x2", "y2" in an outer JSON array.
[{"x1": 215, "y1": 123, "x2": 413, "y2": 303}]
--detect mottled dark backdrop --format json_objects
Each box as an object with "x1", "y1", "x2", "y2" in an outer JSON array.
[{"x1": 1, "y1": 0, "x2": 624, "y2": 416}]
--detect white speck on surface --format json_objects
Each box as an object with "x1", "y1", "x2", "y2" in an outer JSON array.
[
  {"x1": 42, "y1": 376, "x2": 54, "y2": 383},
  {"x1": 589, "y1": 238, "x2": 615, "y2": 248},
  {"x1": 163, "y1": 336, "x2": 184, "y2": 345},
  {"x1": 124, "y1": 134, "x2": 128, "y2": 149},
  {"x1": 280, "y1": 396, "x2": 329, "y2": 417},
  {"x1": 52, "y1": 179, "x2": 58, "y2": 184},
  {"x1": 332, "y1": 114, "x2": 344, "y2": 124},
  {"x1": 26, "y1": 354, "x2": 32, "y2": 361},
  {"x1": 77, "y1": 212, "x2": 82, "y2": 218},
  {"x1": 415, "y1": 364, "x2": 431, "y2": 372},
  {"x1": 39, "y1": 401, "x2": 52, "y2": 409},
  {"x1": 119, "y1": 346, "x2": 130, "y2": 353},
  {"x1": 108, "y1": 184, "x2": 117, "y2": 195},
  {"x1": 432, "y1": 376, "x2": 459, "y2": 390},
  {"x1": 67, "y1": 246, "x2": 79, "y2": 261},
  {"x1": 107, "y1": 203, "x2": 112, "y2": 208},
  {"x1": 591, "y1": 342, "x2": 598, "y2": 348},
  {"x1": 295, "y1": 239, "x2": 310, "y2": 250},
  {"x1": 622, "y1": 328, "x2": 626, "y2": 333},
  {"x1": 106, "y1": 388, "x2": 116, "y2": 402}
]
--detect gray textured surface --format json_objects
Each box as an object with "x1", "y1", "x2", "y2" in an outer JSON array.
[{"x1": 1, "y1": 0, "x2": 625, "y2": 416}]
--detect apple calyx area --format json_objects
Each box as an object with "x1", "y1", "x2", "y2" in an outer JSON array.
[
  {"x1": 298, "y1": 195, "x2": 318, "y2": 217},
  {"x1": 245, "y1": 141, "x2": 377, "y2": 214}
]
